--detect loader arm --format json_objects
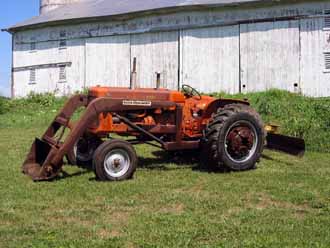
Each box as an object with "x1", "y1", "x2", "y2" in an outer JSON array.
[
  {"x1": 23, "y1": 94, "x2": 88, "y2": 180},
  {"x1": 22, "y1": 96, "x2": 179, "y2": 181}
]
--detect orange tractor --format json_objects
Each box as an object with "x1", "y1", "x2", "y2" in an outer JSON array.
[{"x1": 22, "y1": 83, "x2": 305, "y2": 182}]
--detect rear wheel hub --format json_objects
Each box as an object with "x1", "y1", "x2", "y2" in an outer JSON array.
[{"x1": 224, "y1": 120, "x2": 258, "y2": 163}]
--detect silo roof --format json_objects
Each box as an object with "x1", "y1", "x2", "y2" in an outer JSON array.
[{"x1": 6, "y1": 0, "x2": 280, "y2": 32}]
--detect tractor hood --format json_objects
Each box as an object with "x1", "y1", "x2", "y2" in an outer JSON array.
[{"x1": 88, "y1": 86, "x2": 186, "y2": 103}]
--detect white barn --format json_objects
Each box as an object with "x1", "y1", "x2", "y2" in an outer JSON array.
[{"x1": 4, "y1": 0, "x2": 330, "y2": 97}]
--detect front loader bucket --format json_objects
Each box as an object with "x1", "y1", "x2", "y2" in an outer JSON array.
[
  {"x1": 266, "y1": 133, "x2": 305, "y2": 157},
  {"x1": 22, "y1": 138, "x2": 59, "y2": 181},
  {"x1": 22, "y1": 94, "x2": 89, "y2": 181}
]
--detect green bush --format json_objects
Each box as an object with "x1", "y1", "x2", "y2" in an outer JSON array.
[
  {"x1": 0, "y1": 93, "x2": 66, "y2": 128},
  {"x1": 25, "y1": 92, "x2": 57, "y2": 107},
  {"x1": 0, "y1": 98, "x2": 4, "y2": 114},
  {"x1": 0, "y1": 97, "x2": 9, "y2": 115}
]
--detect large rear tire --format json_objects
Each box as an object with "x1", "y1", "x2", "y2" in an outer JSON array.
[
  {"x1": 202, "y1": 104, "x2": 265, "y2": 171},
  {"x1": 93, "y1": 139, "x2": 138, "y2": 181}
]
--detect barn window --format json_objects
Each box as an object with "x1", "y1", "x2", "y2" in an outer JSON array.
[
  {"x1": 59, "y1": 30, "x2": 67, "y2": 50},
  {"x1": 59, "y1": 65, "x2": 67, "y2": 82},
  {"x1": 59, "y1": 40, "x2": 67, "y2": 49},
  {"x1": 60, "y1": 30, "x2": 66, "y2": 38},
  {"x1": 324, "y1": 52, "x2": 330, "y2": 72},
  {"x1": 30, "y1": 42, "x2": 36, "y2": 52},
  {"x1": 324, "y1": 10, "x2": 330, "y2": 29},
  {"x1": 29, "y1": 69, "x2": 36, "y2": 85}
]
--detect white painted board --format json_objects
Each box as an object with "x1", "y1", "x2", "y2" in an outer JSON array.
[
  {"x1": 300, "y1": 17, "x2": 330, "y2": 97},
  {"x1": 180, "y1": 25, "x2": 240, "y2": 94},
  {"x1": 240, "y1": 20, "x2": 300, "y2": 93},
  {"x1": 130, "y1": 31, "x2": 179, "y2": 89},
  {"x1": 85, "y1": 35, "x2": 131, "y2": 88}
]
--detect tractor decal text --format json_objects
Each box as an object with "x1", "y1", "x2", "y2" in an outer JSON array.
[{"x1": 122, "y1": 100, "x2": 152, "y2": 107}]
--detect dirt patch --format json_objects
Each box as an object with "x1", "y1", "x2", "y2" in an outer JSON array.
[
  {"x1": 126, "y1": 241, "x2": 136, "y2": 248},
  {"x1": 98, "y1": 228, "x2": 122, "y2": 239},
  {"x1": 95, "y1": 210, "x2": 132, "y2": 239},
  {"x1": 109, "y1": 211, "x2": 131, "y2": 225},
  {"x1": 43, "y1": 206, "x2": 101, "y2": 228},
  {"x1": 159, "y1": 203, "x2": 185, "y2": 215},
  {"x1": 46, "y1": 208, "x2": 130, "y2": 239},
  {"x1": 174, "y1": 179, "x2": 211, "y2": 198},
  {"x1": 46, "y1": 215, "x2": 96, "y2": 228},
  {"x1": 226, "y1": 207, "x2": 242, "y2": 217},
  {"x1": 189, "y1": 183, "x2": 205, "y2": 196},
  {"x1": 245, "y1": 193, "x2": 312, "y2": 219},
  {"x1": 0, "y1": 220, "x2": 14, "y2": 226},
  {"x1": 255, "y1": 193, "x2": 310, "y2": 210}
]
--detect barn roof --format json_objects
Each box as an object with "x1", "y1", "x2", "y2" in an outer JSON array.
[{"x1": 7, "y1": 0, "x2": 283, "y2": 32}]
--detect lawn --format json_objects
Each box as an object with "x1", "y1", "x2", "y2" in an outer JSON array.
[{"x1": 0, "y1": 93, "x2": 330, "y2": 247}]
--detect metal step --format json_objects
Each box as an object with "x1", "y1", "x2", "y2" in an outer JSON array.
[{"x1": 55, "y1": 116, "x2": 69, "y2": 126}]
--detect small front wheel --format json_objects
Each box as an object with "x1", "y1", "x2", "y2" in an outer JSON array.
[{"x1": 93, "y1": 140, "x2": 138, "y2": 181}]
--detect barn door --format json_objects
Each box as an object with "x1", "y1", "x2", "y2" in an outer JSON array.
[
  {"x1": 180, "y1": 25, "x2": 240, "y2": 94},
  {"x1": 130, "y1": 31, "x2": 179, "y2": 89},
  {"x1": 85, "y1": 35, "x2": 131, "y2": 87},
  {"x1": 240, "y1": 21, "x2": 300, "y2": 93}
]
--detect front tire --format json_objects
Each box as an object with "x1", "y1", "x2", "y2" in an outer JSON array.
[
  {"x1": 93, "y1": 140, "x2": 138, "y2": 181},
  {"x1": 202, "y1": 104, "x2": 265, "y2": 171}
]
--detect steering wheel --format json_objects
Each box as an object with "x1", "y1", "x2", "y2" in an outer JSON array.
[{"x1": 181, "y1": 84, "x2": 202, "y2": 100}]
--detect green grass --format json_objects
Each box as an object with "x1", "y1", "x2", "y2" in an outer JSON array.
[{"x1": 0, "y1": 91, "x2": 330, "y2": 247}]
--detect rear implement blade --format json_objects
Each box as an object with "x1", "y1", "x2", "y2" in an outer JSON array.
[{"x1": 266, "y1": 133, "x2": 305, "y2": 157}]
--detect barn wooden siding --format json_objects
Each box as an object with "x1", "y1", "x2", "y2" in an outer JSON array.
[
  {"x1": 300, "y1": 17, "x2": 330, "y2": 97},
  {"x1": 240, "y1": 20, "x2": 301, "y2": 93},
  {"x1": 12, "y1": 1, "x2": 330, "y2": 97},
  {"x1": 86, "y1": 35, "x2": 131, "y2": 88},
  {"x1": 181, "y1": 26, "x2": 240, "y2": 94}
]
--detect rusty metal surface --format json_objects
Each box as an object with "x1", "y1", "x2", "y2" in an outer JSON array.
[
  {"x1": 226, "y1": 126, "x2": 254, "y2": 158},
  {"x1": 113, "y1": 113, "x2": 166, "y2": 146}
]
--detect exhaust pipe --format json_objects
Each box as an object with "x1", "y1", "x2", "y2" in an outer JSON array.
[
  {"x1": 156, "y1": 72, "x2": 161, "y2": 89},
  {"x1": 130, "y1": 57, "x2": 137, "y2": 89}
]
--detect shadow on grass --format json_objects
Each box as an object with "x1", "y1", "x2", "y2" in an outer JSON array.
[
  {"x1": 138, "y1": 150, "x2": 199, "y2": 170},
  {"x1": 261, "y1": 154, "x2": 295, "y2": 166},
  {"x1": 54, "y1": 150, "x2": 200, "y2": 181},
  {"x1": 138, "y1": 150, "x2": 234, "y2": 174},
  {"x1": 56, "y1": 149, "x2": 259, "y2": 181},
  {"x1": 56, "y1": 168, "x2": 92, "y2": 181}
]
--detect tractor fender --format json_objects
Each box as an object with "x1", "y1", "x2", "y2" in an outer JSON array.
[{"x1": 202, "y1": 98, "x2": 250, "y2": 119}]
